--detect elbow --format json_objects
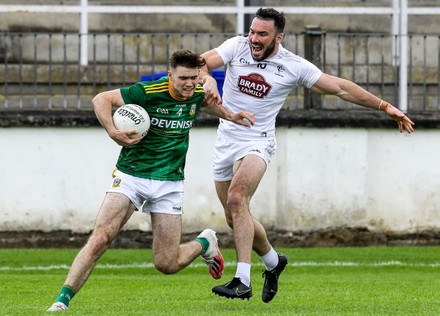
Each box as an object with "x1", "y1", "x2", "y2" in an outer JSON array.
[{"x1": 92, "y1": 93, "x2": 102, "y2": 110}]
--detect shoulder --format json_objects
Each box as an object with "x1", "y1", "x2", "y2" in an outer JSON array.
[
  {"x1": 194, "y1": 84, "x2": 204, "y2": 93},
  {"x1": 216, "y1": 36, "x2": 250, "y2": 62},
  {"x1": 275, "y1": 46, "x2": 321, "y2": 72},
  {"x1": 121, "y1": 77, "x2": 169, "y2": 104},
  {"x1": 191, "y1": 84, "x2": 205, "y2": 101},
  {"x1": 218, "y1": 35, "x2": 249, "y2": 50},
  {"x1": 193, "y1": 84, "x2": 205, "y2": 96},
  {"x1": 235, "y1": 36, "x2": 249, "y2": 44},
  {"x1": 141, "y1": 77, "x2": 169, "y2": 95},
  {"x1": 233, "y1": 36, "x2": 250, "y2": 51},
  {"x1": 277, "y1": 46, "x2": 305, "y2": 64}
]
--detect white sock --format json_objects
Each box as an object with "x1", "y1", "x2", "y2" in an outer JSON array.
[
  {"x1": 261, "y1": 247, "x2": 279, "y2": 271},
  {"x1": 235, "y1": 262, "x2": 251, "y2": 287}
]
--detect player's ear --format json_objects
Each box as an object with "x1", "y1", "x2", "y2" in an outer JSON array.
[
  {"x1": 276, "y1": 32, "x2": 284, "y2": 43},
  {"x1": 167, "y1": 70, "x2": 172, "y2": 78}
]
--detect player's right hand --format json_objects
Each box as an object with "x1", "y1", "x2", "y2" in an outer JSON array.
[
  {"x1": 110, "y1": 129, "x2": 144, "y2": 147},
  {"x1": 232, "y1": 111, "x2": 255, "y2": 128},
  {"x1": 382, "y1": 102, "x2": 415, "y2": 134}
]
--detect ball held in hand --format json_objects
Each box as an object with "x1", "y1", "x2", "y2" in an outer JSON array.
[{"x1": 113, "y1": 104, "x2": 150, "y2": 138}]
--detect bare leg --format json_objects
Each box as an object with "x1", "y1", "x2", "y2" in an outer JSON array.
[
  {"x1": 64, "y1": 193, "x2": 135, "y2": 292},
  {"x1": 151, "y1": 213, "x2": 202, "y2": 274},
  {"x1": 252, "y1": 218, "x2": 272, "y2": 257},
  {"x1": 215, "y1": 154, "x2": 271, "y2": 263}
]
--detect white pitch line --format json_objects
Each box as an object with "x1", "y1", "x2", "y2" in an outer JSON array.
[{"x1": 1, "y1": 261, "x2": 440, "y2": 271}]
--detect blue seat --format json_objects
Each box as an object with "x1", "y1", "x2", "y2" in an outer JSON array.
[
  {"x1": 140, "y1": 72, "x2": 168, "y2": 81},
  {"x1": 211, "y1": 69, "x2": 225, "y2": 97}
]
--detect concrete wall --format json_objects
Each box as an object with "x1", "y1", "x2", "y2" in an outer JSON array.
[{"x1": 2, "y1": 125, "x2": 438, "y2": 235}]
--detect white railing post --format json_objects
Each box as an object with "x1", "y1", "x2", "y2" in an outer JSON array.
[
  {"x1": 80, "y1": 0, "x2": 88, "y2": 66},
  {"x1": 399, "y1": 0, "x2": 408, "y2": 112},
  {"x1": 392, "y1": 0, "x2": 400, "y2": 67},
  {"x1": 236, "y1": 0, "x2": 245, "y2": 35}
]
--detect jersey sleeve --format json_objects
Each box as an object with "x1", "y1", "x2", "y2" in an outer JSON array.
[
  {"x1": 120, "y1": 83, "x2": 148, "y2": 105},
  {"x1": 296, "y1": 57, "x2": 323, "y2": 89},
  {"x1": 214, "y1": 36, "x2": 242, "y2": 65}
]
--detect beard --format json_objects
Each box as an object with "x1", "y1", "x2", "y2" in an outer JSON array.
[{"x1": 250, "y1": 37, "x2": 277, "y2": 61}]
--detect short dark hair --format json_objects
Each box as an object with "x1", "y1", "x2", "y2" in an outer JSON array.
[
  {"x1": 169, "y1": 49, "x2": 206, "y2": 69},
  {"x1": 255, "y1": 8, "x2": 285, "y2": 34}
]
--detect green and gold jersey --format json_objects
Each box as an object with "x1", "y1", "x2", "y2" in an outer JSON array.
[{"x1": 117, "y1": 76, "x2": 205, "y2": 180}]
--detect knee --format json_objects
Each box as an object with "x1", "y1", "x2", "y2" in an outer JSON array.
[
  {"x1": 226, "y1": 190, "x2": 247, "y2": 213},
  {"x1": 87, "y1": 231, "x2": 113, "y2": 254},
  {"x1": 154, "y1": 258, "x2": 178, "y2": 275}
]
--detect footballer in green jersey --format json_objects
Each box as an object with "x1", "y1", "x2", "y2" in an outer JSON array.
[{"x1": 118, "y1": 76, "x2": 205, "y2": 181}]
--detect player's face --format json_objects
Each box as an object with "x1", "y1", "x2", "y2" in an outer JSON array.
[
  {"x1": 248, "y1": 17, "x2": 283, "y2": 61},
  {"x1": 168, "y1": 66, "x2": 200, "y2": 99}
]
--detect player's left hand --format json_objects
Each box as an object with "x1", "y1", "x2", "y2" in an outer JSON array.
[
  {"x1": 382, "y1": 102, "x2": 415, "y2": 133},
  {"x1": 231, "y1": 111, "x2": 255, "y2": 128}
]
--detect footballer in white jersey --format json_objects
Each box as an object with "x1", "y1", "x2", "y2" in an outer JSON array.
[
  {"x1": 215, "y1": 35, "x2": 322, "y2": 138},
  {"x1": 202, "y1": 8, "x2": 413, "y2": 303}
]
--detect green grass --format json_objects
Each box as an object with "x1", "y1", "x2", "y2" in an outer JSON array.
[{"x1": 1, "y1": 247, "x2": 440, "y2": 315}]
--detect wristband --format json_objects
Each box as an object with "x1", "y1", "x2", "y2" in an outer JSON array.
[
  {"x1": 378, "y1": 100, "x2": 389, "y2": 111},
  {"x1": 378, "y1": 100, "x2": 384, "y2": 110}
]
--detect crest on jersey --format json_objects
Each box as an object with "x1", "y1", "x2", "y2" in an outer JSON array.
[
  {"x1": 112, "y1": 177, "x2": 122, "y2": 188},
  {"x1": 237, "y1": 73, "x2": 272, "y2": 98},
  {"x1": 189, "y1": 103, "x2": 197, "y2": 116}
]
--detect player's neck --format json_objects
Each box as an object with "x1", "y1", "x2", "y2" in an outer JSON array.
[{"x1": 168, "y1": 80, "x2": 187, "y2": 101}]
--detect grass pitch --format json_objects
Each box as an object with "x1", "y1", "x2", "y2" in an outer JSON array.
[{"x1": 1, "y1": 246, "x2": 440, "y2": 315}]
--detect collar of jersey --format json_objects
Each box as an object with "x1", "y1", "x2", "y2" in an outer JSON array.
[{"x1": 168, "y1": 79, "x2": 187, "y2": 101}]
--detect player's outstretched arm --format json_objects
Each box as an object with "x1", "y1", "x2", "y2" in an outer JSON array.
[
  {"x1": 311, "y1": 73, "x2": 415, "y2": 133},
  {"x1": 201, "y1": 102, "x2": 255, "y2": 128}
]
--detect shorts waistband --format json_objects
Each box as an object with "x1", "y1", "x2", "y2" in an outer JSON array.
[{"x1": 218, "y1": 125, "x2": 275, "y2": 139}]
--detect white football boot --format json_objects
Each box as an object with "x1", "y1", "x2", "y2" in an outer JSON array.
[
  {"x1": 197, "y1": 229, "x2": 224, "y2": 279},
  {"x1": 46, "y1": 302, "x2": 69, "y2": 312}
]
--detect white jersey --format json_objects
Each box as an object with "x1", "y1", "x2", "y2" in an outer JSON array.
[{"x1": 215, "y1": 35, "x2": 322, "y2": 138}]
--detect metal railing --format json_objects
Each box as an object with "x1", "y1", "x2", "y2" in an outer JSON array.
[
  {"x1": 1, "y1": 1, "x2": 440, "y2": 112},
  {"x1": 1, "y1": 31, "x2": 439, "y2": 112}
]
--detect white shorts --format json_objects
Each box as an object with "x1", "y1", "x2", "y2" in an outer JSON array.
[
  {"x1": 107, "y1": 169, "x2": 184, "y2": 215},
  {"x1": 213, "y1": 130, "x2": 277, "y2": 181}
]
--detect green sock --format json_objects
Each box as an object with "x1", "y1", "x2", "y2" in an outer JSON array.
[
  {"x1": 196, "y1": 237, "x2": 209, "y2": 255},
  {"x1": 55, "y1": 285, "x2": 76, "y2": 307}
]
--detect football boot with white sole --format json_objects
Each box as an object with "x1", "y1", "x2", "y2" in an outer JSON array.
[{"x1": 197, "y1": 229, "x2": 224, "y2": 279}]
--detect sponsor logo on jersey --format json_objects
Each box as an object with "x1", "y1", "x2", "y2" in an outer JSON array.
[
  {"x1": 237, "y1": 73, "x2": 272, "y2": 98},
  {"x1": 150, "y1": 117, "x2": 194, "y2": 129},
  {"x1": 240, "y1": 57, "x2": 250, "y2": 65},
  {"x1": 156, "y1": 108, "x2": 169, "y2": 114}
]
